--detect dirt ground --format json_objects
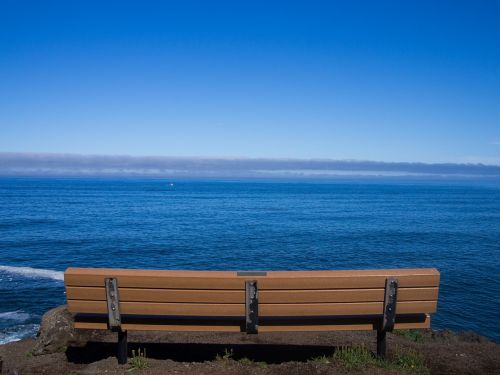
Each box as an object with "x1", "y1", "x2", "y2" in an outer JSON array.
[{"x1": 1, "y1": 328, "x2": 499, "y2": 375}]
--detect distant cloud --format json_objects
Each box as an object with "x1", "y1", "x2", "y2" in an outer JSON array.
[
  {"x1": 490, "y1": 141, "x2": 500, "y2": 146},
  {"x1": 458, "y1": 155, "x2": 500, "y2": 166},
  {"x1": 1, "y1": 152, "x2": 500, "y2": 179}
]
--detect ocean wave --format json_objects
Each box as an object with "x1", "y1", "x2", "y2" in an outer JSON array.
[
  {"x1": 0, "y1": 323, "x2": 39, "y2": 345},
  {"x1": 0, "y1": 265, "x2": 64, "y2": 281},
  {"x1": 0, "y1": 310, "x2": 30, "y2": 322},
  {"x1": 0, "y1": 218, "x2": 57, "y2": 229}
]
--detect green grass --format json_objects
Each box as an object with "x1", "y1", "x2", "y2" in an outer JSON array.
[
  {"x1": 238, "y1": 357, "x2": 269, "y2": 368},
  {"x1": 211, "y1": 343, "x2": 428, "y2": 373},
  {"x1": 331, "y1": 345, "x2": 380, "y2": 370},
  {"x1": 310, "y1": 345, "x2": 429, "y2": 374},
  {"x1": 216, "y1": 350, "x2": 268, "y2": 368},
  {"x1": 215, "y1": 348, "x2": 234, "y2": 362},
  {"x1": 395, "y1": 329, "x2": 425, "y2": 343},
  {"x1": 311, "y1": 354, "x2": 332, "y2": 364},
  {"x1": 391, "y1": 347, "x2": 429, "y2": 374},
  {"x1": 238, "y1": 357, "x2": 253, "y2": 365},
  {"x1": 128, "y1": 348, "x2": 149, "y2": 371},
  {"x1": 256, "y1": 361, "x2": 268, "y2": 368}
]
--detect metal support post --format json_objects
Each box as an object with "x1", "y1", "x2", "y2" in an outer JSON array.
[
  {"x1": 377, "y1": 277, "x2": 398, "y2": 358},
  {"x1": 245, "y1": 280, "x2": 259, "y2": 334}
]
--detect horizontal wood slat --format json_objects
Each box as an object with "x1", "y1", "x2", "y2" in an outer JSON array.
[
  {"x1": 260, "y1": 301, "x2": 436, "y2": 316},
  {"x1": 259, "y1": 320, "x2": 431, "y2": 331},
  {"x1": 66, "y1": 286, "x2": 439, "y2": 303},
  {"x1": 65, "y1": 268, "x2": 440, "y2": 278},
  {"x1": 64, "y1": 268, "x2": 440, "y2": 289},
  {"x1": 67, "y1": 300, "x2": 437, "y2": 316},
  {"x1": 74, "y1": 321, "x2": 242, "y2": 331},
  {"x1": 74, "y1": 321, "x2": 431, "y2": 331},
  {"x1": 73, "y1": 314, "x2": 430, "y2": 332}
]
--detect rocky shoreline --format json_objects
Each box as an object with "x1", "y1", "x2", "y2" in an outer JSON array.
[{"x1": 0, "y1": 306, "x2": 499, "y2": 375}]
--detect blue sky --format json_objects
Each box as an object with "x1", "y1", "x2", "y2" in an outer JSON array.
[{"x1": 1, "y1": 1, "x2": 499, "y2": 164}]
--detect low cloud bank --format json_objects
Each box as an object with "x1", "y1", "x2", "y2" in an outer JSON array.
[{"x1": 1, "y1": 152, "x2": 500, "y2": 179}]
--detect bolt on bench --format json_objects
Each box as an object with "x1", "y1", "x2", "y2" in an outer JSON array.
[{"x1": 64, "y1": 268, "x2": 440, "y2": 364}]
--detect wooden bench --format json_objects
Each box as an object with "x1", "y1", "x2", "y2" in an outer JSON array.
[{"x1": 64, "y1": 267, "x2": 440, "y2": 364}]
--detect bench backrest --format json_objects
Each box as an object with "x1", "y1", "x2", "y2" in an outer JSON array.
[{"x1": 65, "y1": 267, "x2": 439, "y2": 332}]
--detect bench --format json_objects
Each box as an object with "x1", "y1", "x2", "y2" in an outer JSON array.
[{"x1": 64, "y1": 267, "x2": 440, "y2": 364}]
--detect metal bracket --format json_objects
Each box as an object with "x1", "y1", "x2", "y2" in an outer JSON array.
[
  {"x1": 245, "y1": 280, "x2": 259, "y2": 334},
  {"x1": 105, "y1": 277, "x2": 122, "y2": 331},
  {"x1": 381, "y1": 277, "x2": 398, "y2": 332}
]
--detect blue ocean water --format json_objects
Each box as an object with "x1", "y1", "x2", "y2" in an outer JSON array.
[{"x1": 0, "y1": 178, "x2": 499, "y2": 343}]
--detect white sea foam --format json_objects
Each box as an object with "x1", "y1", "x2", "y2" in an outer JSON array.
[
  {"x1": 0, "y1": 265, "x2": 64, "y2": 281},
  {"x1": 0, "y1": 311, "x2": 30, "y2": 322},
  {"x1": 0, "y1": 324, "x2": 39, "y2": 345}
]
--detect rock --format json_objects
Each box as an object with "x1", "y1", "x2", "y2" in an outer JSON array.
[
  {"x1": 458, "y1": 331, "x2": 490, "y2": 343},
  {"x1": 32, "y1": 305, "x2": 76, "y2": 356},
  {"x1": 75, "y1": 357, "x2": 120, "y2": 374},
  {"x1": 32, "y1": 305, "x2": 112, "y2": 357},
  {"x1": 430, "y1": 329, "x2": 491, "y2": 344},
  {"x1": 431, "y1": 329, "x2": 456, "y2": 341}
]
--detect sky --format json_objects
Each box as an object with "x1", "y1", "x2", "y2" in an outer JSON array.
[{"x1": 1, "y1": 1, "x2": 499, "y2": 165}]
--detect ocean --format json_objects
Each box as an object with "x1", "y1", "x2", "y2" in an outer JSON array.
[{"x1": 0, "y1": 177, "x2": 499, "y2": 344}]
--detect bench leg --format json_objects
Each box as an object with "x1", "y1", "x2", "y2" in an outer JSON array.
[
  {"x1": 376, "y1": 329, "x2": 386, "y2": 359},
  {"x1": 117, "y1": 330, "x2": 128, "y2": 364}
]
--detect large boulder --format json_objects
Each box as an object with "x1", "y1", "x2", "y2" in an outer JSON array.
[
  {"x1": 32, "y1": 305, "x2": 110, "y2": 356},
  {"x1": 32, "y1": 305, "x2": 76, "y2": 355}
]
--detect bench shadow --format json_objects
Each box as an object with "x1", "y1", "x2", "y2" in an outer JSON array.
[{"x1": 66, "y1": 342, "x2": 338, "y2": 364}]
